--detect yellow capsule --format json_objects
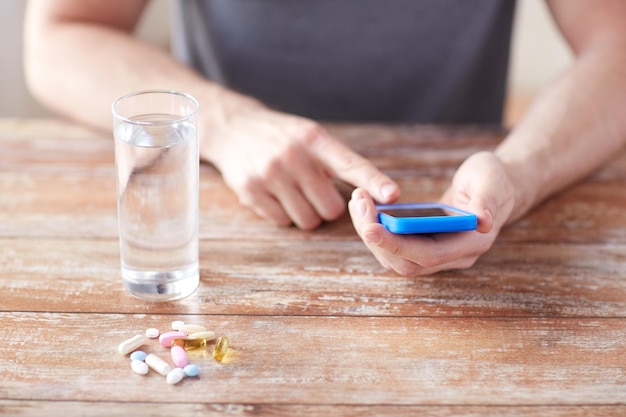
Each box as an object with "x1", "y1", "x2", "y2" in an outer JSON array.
[
  {"x1": 212, "y1": 336, "x2": 229, "y2": 362},
  {"x1": 171, "y1": 338, "x2": 207, "y2": 351}
]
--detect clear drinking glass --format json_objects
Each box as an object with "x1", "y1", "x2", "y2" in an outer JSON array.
[{"x1": 112, "y1": 90, "x2": 199, "y2": 301}]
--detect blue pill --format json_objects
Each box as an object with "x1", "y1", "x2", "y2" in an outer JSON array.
[
  {"x1": 183, "y1": 364, "x2": 200, "y2": 377},
  {"x1": 130, "y1": 350, "x2": 147, "y2": 362}
]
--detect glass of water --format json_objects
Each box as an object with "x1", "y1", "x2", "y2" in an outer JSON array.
[{"x1": 112, "y1": 90, "x2": 199, "y2": 301}]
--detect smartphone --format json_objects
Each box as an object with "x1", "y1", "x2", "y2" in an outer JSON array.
[{"x1": 376, "y1": 203, "x2": 477, "y2": 234}]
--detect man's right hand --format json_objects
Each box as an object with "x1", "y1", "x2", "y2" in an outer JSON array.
[{"x1": 204, "y1": 103, "x2": 400, "y2": 230}]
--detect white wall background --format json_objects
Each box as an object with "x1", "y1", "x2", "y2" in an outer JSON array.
[
  {"x1": 1, "y1": 0, "x2": 573, "y2": 126},
  {"x1": 506, "y1": 0, "x2": 573, "y2": 124},
  {"x1": 0, "y1": 1, "x2": 49, "y2": 117},
  {"x1": 0, "y1": 0, "x2": 169, "y2": 118}
]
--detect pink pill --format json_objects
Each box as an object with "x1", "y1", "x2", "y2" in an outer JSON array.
[
  {"x1": 171, "y1": 345, "x2": 189, "y2": 368},
  {"x1": 159, "y1": 331, "x2": 187, "y2": 348}
]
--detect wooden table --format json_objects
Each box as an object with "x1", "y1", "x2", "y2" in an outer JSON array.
[{"x1": 1, "y1": 118, "x2": 625, "y2": 416}]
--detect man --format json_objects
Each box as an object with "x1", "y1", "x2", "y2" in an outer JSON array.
[{"x1": 24, "y1": 0, "x2": 626, "y2": 275}]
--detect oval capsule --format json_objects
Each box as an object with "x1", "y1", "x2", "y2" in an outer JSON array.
[
  {"x1": 212, "y1": 335, "x2": 230, "y2": 362},
  {"x1": 171, "y1": 338, "x2": 206, "y2": 351},
  {"x1": 118, "y1": 334, "x2": 146, "y2": 355},
  {"x1": 178, "y1": 324, "x2": 207, "y2": 334},
  {"x1": 187, "y1": 331, "x2": 215, "y2": 341},
  {"x1": 171, "y1": 345, "x2": 189, "y2": 368},
  {"x1": 129, "y1": 350, "x2": 147, "y2": 362},
  {"x1": 166, "y1": 368, "x2": 186, "y2": 385},
  {"x1": 159, "y1": 331, "x2": 187, "y2": 348},
  {"x1": 183, "y1": 364, "x2": 199, "y2": 377},
  {"x1": 145, "y1": 353, "x2": 172, "y2": 376}
]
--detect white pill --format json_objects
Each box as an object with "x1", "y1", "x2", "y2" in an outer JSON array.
[
  {"x1": 178, "y1": 324, "x2": 207, "y2": 334},
  {"x1": 187, "y1": 331, "x2": 216, "y2": 341},
  {"x1": 171, "y1": 320, "x2": 185, "y2": 331},
  {"x1": 166, "y1": 368, "x2": 186, "y2": 385},
  {"x1": 131, "y1": 360, "x2": 149, "y2": 375},
  {"x1": 145, "y1": 328, "x2": 160, "y2": 339},
  {"x1": 145, "y1": 353, "x2": 172, "y2": 376},
  {"x1": 117, "y1": 334, "x2": 146, "y2": 355}
]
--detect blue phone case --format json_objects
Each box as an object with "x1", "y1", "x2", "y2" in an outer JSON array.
[{"x1": 376, "y1": 203, "x2": 477, "y2": 234}]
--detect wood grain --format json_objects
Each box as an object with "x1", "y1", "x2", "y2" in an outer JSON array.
[
  {"x1": 2, "y1": 119, "x2": 626, "y2": 243},
  {"x1": 1, "y1": 313, "x2": 625, "y2": 405},
  {"x1": 1, "y1": 118, "x2": 625, "y2": 416},
  {"x1": 1, "y1": 402, "x2": 624, "y2": 417},
  {"x1": 1, "y1": 238, "x2": 626, "y2": 317}
]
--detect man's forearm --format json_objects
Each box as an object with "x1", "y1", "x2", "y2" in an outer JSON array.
[
  {"x1": 495, "y1": 42, "x2": 626, "y2": 222},
  {"x1": 24, "y1": 16, "x2": 255, "y2": 135}
]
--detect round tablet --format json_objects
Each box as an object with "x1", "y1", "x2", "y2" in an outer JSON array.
[{"x1": 145, "y1": 328, "x2": 160, "y2": 339}]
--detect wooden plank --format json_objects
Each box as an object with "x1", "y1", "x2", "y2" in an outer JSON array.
[
  {"x1": 1, "y1": 401, "x2": 624, "y2": 417},
  {"x1": 2, "y1": 119, "x2": 626, "y2": 242},
  {"x1": 4, "y1": 119, "x2": 626, "y2": 181},
  {"x1": 0, "y1": 313, "x2": 624, "y2": 405},
  {"x1": 0, "y1": 118, "x2": 114, "y2": 172},
  {"x1": 3, "y1": 119, "x2": 626, "y2": 414},
  {"x1": 2, "y1": 166, "x2": 626, "y2": 243},
  {"x1": 1, "y1": 238, "x2": 625, "y2": 316}
]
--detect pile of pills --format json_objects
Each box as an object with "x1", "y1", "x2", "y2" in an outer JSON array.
[{"x1": 117, "y1": 320, "x2": 230, "y2": 385}]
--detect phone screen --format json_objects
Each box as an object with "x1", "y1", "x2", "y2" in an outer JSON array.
[{"x1": 379, "y1": 207, "x2": 456, "y2": 218}]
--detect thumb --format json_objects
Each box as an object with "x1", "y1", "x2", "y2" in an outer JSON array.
[
  {"x1": 447, "y1": 151, "x2": 514, "y2": 235},
  {"x1": 468, "y1": 196, "x2": 494, "y2": 234},
  {"x1": 455, "y1": 170, "x2": 496, "y2": 234}
]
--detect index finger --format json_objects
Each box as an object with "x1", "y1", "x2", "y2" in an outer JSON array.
[{"x1": 309, "y1": 131, "x2": 400, "y2": 204}]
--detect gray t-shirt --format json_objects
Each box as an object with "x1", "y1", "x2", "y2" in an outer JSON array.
[{"x1": 171, "y1": 0, "x2": 516, "y2": 124}]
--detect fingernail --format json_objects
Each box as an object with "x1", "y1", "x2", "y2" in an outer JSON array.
[
  {"x1": 365, "y1": 232, "x2": 382, "y2": 245},
  {"x1": 484, "y1": 208, "x2": 493, "y2": 223},
  {"x1": 380, "y1": 183, "x2": 397, "y2": 201}
]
